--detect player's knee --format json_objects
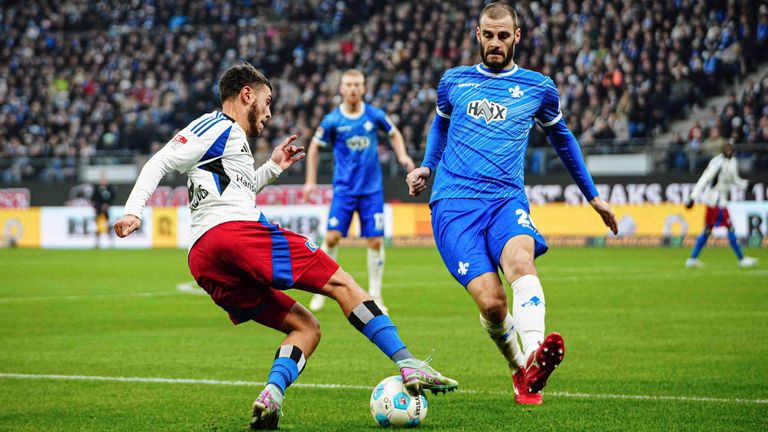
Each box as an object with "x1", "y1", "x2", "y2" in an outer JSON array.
[
  {"x1": 304, "y1": 314, "x2": 322, "y2": 345},
  {"x1": 506, "y1": 249, "x2": 536, "y2": 280},
  {"x1": 475, "y1": 292, "x2": 508, "y2": 323},
  {"x1": 294, "y1": 306, "x2": 322, "y2": 344},
  {"x1": 323, "y1": 268, "x2": 364, "y2": 299},
  {"x1": 481, "y1": 302, "x2": 508, "y2": 323},
  {"x1": 325, "y1": 231, "x2": 341, "y2": 247},
  {"x1": 367, "y1": 237, "x2": 382, "y2": 250}
]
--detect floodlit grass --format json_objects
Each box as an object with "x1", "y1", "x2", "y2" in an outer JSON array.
[{"x1": 1, "y1": 246, "x2": 766, "y2": 431}]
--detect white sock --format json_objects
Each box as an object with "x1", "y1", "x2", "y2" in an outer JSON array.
[
  {"x1": 367, "y1": 244, "x2": 385, "y2": 299},
  {"x1": 480, "y1": 312, "x2": 525, "y2": 370},
  {"x1": 511, "y1": 274, "x2": 546, "y2": 358},
  {"x1": 322, "y1": 240, "x2": 338, "y2": 261}
]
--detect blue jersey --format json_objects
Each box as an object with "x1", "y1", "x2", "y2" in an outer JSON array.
[
  {"x1": 427, "y1": 64, "x2": 591, "y2": 204},
  {"x1": 314, "y1": 103, "x2": 395, "y2": 195}
]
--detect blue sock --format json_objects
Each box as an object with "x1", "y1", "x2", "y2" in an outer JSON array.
[
  {"x1": 348, "y1": 300, "x2": 407, "y2": 358},
  {"x1": 266, "y1": 345, "x2": 306, "y2": 394},
  {"x1": 727, "y1": 231, "x2": 744, "y2": 260},
  {"x1": 691, "y1": 230, "x2": 709, "y2": 259}
]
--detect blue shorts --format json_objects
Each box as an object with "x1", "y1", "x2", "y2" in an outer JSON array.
[
  {"x1": 327, "y1": 191, "x2": 384, "y2": 237},
  {"x1": 431, "y1": 197, "x2": 548, "y2": 288}
]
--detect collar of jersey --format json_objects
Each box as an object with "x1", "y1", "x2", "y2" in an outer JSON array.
[
  {"x1": 339, "y1": 102, "x2": 366, "y2": 120},
  {"x1": 476, "y1": 63, "x2": 518, "y2": 77}
]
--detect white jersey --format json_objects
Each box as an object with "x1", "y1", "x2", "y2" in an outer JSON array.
[
  {"x1": 124, "y1": 111, "x2": 283, "y2": 247},
  {"x1": 690, "y1": 153, "x2": 748, "y2": 207}
]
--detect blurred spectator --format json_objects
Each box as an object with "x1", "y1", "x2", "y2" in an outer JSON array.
[{"x1": 0, "y1": 0, "x2": 765, "y2": 182}]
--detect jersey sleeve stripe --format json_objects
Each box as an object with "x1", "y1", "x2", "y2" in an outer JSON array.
[
  {"x1": 436, "y1": 106, "x2": 451, "y2": 119},
  {"x1": 536, "y1": 112, "x2": 563, "y2": 128},
  {"x1": 189, "y1": 115, "x2": 214, "y2": 134},
  {"x1": 198, "y1": 125, "x2": 232, "y2": 162},
  {"x1": 197, "y1": 118, "x2": 228, "y2": 137},
  {"x1": 191, "y1": 114, "x2": 221, "y2": 135}
]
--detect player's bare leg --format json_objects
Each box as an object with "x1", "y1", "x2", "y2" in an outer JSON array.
[
  {"x1": 313, "y1": 268, "x2": 457, "y2": 394},
  {"x1": 500, "y1": 235, "x2": 564, "y2": 395},
  {"x1": 468, "y1": 272, "x2": 539, "y2": 404},
  {"x1": 309, "y1": 230, "x2": 341, "y2": 311},
  {"x1": 251, "y1": 303, "x2": 319, "y2": 430},
  {"x1": 366, "y1": 236, "x2": 387, "y2": 313}
]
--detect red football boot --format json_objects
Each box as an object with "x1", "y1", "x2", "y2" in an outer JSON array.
[
  {"x1": 513, "y1": 367, "x2": 543, "y2": 405},
  {"x1": 525, "y1": 332, "x2": 565, "y2": 394}
]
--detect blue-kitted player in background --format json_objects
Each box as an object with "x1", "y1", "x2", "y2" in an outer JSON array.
[
  {"x1": 304, "y1": 69, "x2": 415, "y2": 314},
  {"x1": 407, "y1": 2, "x2": 618, "y2": 405}
]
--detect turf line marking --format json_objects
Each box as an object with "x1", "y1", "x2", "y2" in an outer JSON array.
[
  {"x1": 176, "y1": 282, "x2": 207, "y2": 295},
  {"x1": 1, "y1": 373, "x2": 765, "y2": 405},
  {"x1": 0, "y1": 292, "x2": 176, "y2": 303}
]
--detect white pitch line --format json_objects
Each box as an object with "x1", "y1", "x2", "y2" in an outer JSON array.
[
  {"x1": 0, "y1": 373, "x2": 765, "y2": 405},
  {"x1": 0, "y1": 292, "x2": 176, "y2": 303},
  {"x1": 175, "y1": 282, "x2": 207, "y2": 295}
]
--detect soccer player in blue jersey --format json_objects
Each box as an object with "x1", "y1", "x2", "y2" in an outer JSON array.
[
  {"x1": 304, "y1": 69, "x2": 415, "y2": 313},
  {"x1": 407, "y1": 2, "x2": 618, "y2": 405}
]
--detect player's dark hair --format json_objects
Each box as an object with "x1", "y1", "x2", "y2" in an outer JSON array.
[
  {"x1": 218, "y1": 62, "x2": 271, "y2": 104},
  {"x1": 480, "y1": 2, "x2": 518, "y2": 29}
]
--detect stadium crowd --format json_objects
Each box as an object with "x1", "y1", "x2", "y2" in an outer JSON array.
[{"x1": 1, "y1": 0, "x2": 766, "y2": 181}]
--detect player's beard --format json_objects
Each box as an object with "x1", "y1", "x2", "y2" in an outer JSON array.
[
  {"x1": 247, "y1": 101, "x2": 261, "y2": 137},
  {"x1": 481, "y1": 42, "x2": 515, "y2": 70}
]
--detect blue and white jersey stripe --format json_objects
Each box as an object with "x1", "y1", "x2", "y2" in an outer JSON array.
[{"x1": 190, "y1": 111, "x2": 228, "y2": 137}]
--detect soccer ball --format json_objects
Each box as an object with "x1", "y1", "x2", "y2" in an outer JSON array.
[{"x1": 369, "y1": 375, "x2": 428, "y2": 428}]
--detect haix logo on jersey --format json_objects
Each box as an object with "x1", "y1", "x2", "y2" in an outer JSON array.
[
  {"x1": 346, "y1": 135, "x2": 371, "y2": 150},
  {"x1": 338, "y1": 125, "x2": 352, "y2": 132},
  {"x1": 466, "y1": 99, "x2": 507, "y2": 124},
  {"x1": 508, "y1": 85, "x2": 524, "y2": 98}
]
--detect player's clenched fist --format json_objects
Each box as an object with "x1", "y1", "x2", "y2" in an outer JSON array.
[
  {"x1": 406, "y1": 167, "x2": 431, "y2": 196},
  {"x1": 114, "y1": 214, "x2": 141, "y2": 238}
]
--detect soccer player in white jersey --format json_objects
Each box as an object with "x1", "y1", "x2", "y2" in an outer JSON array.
[
  {"x1": 685, "y1": 140, "x2": 758, "y2": 268},
  {"x1": 113, "y1": 63, "x2": 456, "y2": 430},
  {"x1": 406, "y1": 3, "x2": 617, "y2": 405},
  {"x1": 303, "y1": 69, "x2": 415, "y2": 313}
]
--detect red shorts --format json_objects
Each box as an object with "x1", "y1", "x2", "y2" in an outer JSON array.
[
  {"x1": 704, "y1": 206, "x2": 732, "y2": 228},
  {"x1": 188, "y1": 219, "x2": 339, "y2": 326}
]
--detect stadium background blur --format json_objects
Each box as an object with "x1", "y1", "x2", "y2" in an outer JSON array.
[{"x1": 2, "y1": 0, "x2": 767, "y2": 247}]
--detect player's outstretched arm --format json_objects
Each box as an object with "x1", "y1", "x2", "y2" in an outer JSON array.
[
  {"x1": 589, "y1": 196, "x2": 618, "y2": 234},
  {"x1": 302, "y1": 138, "x2": 322, "y2": 203},
  {"x1": 390, "y1": 128, "x2": 415, "y2": 172},
  {"x1": 114, "y1": 214, "x2": 141, "y2": 238}
]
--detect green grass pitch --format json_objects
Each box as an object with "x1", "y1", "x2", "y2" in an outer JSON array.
[{"x1": 1, "y1": 246, "x2": 766, "y2": 431}]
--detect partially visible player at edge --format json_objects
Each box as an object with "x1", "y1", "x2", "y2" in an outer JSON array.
[
  {"x1": 406, "y1": 3, "x2": 617, "y2": 405},
  {"x1": 303, "y1": 69, "x2": 415, "y2": 313},
  {"x1": 113, "y1": 63, "x2": 456, "y2": 430},
  {"x1": 685, "y1": 140, "x2": 758, "y2": 268}
]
